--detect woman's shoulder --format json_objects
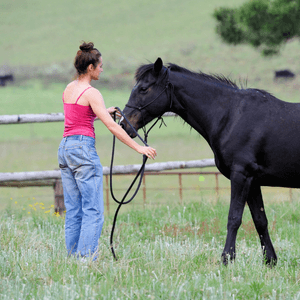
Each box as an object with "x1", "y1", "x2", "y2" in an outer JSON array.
[
  {"x1": 64, "y1": 82, "x2": 100, "y2": 95},
  {"x1": 80, "y1": 86, "x2": 102, "y2": 99},
  {"x1": 64, "y1": 80, "x2": 79, "y2": 91},
  {"x1": 63, "y1": 81, "x2": 103, "y2": 104},
  {"x1": 63, "y1": 81, "x2": 76, "y2": 94}
]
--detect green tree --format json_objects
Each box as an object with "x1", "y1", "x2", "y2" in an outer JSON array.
[{"x1": 213, "y1": 0, "x2": 300, "y2": 56}]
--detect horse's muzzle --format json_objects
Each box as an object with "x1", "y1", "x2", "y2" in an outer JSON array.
[{"x1": 120, "y1": 119, "x2": 138, "y2": 138}]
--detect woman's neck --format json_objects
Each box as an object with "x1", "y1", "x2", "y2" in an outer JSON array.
[{"x1": 77, "y1": 73, "x2": 92, "y2": 85}]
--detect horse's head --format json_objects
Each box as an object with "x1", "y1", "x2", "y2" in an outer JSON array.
[{"x1": 121, "y1": 58, "x2": 171, "y2": 138}]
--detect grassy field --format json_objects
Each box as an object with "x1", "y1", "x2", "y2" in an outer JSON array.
[
  {"x1": 2, "y1": 0, "x2": 300, "y2": 97},
  {"x1": 1, "y1": 200, "x2": 300, "y2": 299},
  {"x1": 1, "y1": 0, "x2": 300, "y2": 297}
]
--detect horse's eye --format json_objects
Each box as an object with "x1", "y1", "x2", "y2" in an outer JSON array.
[{"x1": 140, "y1": 87, "x2": 148, "y2": 94}]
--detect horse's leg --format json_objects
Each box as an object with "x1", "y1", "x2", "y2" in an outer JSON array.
[
  {"x1": 246, "y1": 184, "x2": 277, "y2": 266},
  {"x1": 221, "y1": 172, "x2": 252, "y2": 265}
]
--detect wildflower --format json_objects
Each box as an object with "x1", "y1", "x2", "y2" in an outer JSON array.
[
  {"x1": 28, "y1": 212, "x2": 31, "y2": 214},
  {"x1": 15, "y1": 201, "x2": 18, "y2": 204}
]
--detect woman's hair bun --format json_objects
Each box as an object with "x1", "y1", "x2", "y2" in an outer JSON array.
[
  {"x1": 75, "y1": 41, "x2": 101, "y2": 75},
  {"x1": 79, "y1": 42, "x2": 94, "y2": 52}
]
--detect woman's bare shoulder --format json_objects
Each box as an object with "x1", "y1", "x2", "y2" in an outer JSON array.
[
  {"x1": 66, "y1": 81, "x2": 76, "y2": 88},
  {"x1": 87, "y1": 86, "x2": 103, "y2": 99}
]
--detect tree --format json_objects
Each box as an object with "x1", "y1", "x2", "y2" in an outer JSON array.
[{"x1": 213, "y1": 0, "x2": 300, "y2": 56}]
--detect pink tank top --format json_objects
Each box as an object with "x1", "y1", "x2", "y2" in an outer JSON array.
[{"x1": 63, "y1": 87, "x2": 97, "y2": 138}]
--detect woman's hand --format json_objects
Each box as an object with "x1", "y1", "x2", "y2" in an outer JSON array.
[
  {"x1": 137, "y1": 146, "x2": 157, "y2": 160},
  {"x1": 107, "y1": 107, "x2": 121, "y2": 118}
]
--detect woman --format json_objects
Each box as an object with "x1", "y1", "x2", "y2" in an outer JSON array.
[{"x1": 58, "y1": 42, "x2": 157, "y2": 260}]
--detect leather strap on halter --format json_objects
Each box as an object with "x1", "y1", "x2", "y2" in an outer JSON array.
[{"x1": 125, "y1": 66, "x2": 173, "y2": 112}]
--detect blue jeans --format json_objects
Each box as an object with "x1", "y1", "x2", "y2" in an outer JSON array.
[{"x1": 58, "y1": 135, "x2": 104, "y2": 260}]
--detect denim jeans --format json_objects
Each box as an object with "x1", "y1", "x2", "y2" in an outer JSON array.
[{"x1": 58, "y1": 135, "x2": 104, "y2": 260}]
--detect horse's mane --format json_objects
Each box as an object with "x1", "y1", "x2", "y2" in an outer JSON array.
[
  {"x1": 168, "y1": 63, "x2": 239, "y2": 89},
  {"x1": 135, "y1": 63, "x2": 155, "y2": 82},
  {"x1": 135, "y1": 62, "x2": 273, "y2": 98}
]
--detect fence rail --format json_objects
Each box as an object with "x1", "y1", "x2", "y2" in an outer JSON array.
[
  {"x1": 2, "y1": 170, "x2": 295, "y2": 215},
  {"x1": 0, "y1": 159, "x2": 217, "y2": 214},
  {"x1": 0, "y1": 113, "x2": 65, "y2": 124},
  {"x1": 0, "y1": 112, "x2": 176, "y2": 124},
  {"x1": 0, "y1": 159, "x2": 215, "y2": 183}
]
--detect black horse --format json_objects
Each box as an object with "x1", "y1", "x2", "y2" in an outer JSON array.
[{"x1": 121, "y1": 57, "x2": 300, "y2": 266}]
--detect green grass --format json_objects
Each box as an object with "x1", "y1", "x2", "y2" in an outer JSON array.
[
  {"x1": 1, "y1": 200, "x2": 300, "y2": 299},
  {"x1": 1, "y1": 0, "x2": 243, "y2": 67},
  {"x1": 1, "y1": 0, "x2": 300, "y2": 232},
  {"x1": 1, "y1": 0, "x2": 300, "y2": 297},
  {"x1": 2, "y1": 0, "x2": 300, "y2": 100}
]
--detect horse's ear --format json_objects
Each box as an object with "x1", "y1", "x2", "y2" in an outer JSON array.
[{"x1": 153, "y1": 57, "x2": 163, "y2": 73}]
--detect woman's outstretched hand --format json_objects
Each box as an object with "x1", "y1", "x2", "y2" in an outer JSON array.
[{"x1": 137, "y1": 145, "x2": 157, "y2": 160}]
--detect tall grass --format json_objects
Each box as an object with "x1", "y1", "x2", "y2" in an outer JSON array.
[{"x1": 1, "y1": 200, "x2": 300, "y2": 299}]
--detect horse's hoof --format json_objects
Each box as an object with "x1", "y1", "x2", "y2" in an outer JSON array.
[
  {"x1": 221, "y1": 252, "x2": 234, "y2": 266},
  {"x1": 264, "y1": 257, "x2": 277, "y2": 268}
]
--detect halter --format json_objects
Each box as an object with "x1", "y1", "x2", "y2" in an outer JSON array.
[{"x1": 124, "y1": 66, "x2": 174, "y2": 139}]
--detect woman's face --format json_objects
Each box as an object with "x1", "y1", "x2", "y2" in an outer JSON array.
[{"x1": 91, "y1": 57, "x2": 103, "y2": 80}]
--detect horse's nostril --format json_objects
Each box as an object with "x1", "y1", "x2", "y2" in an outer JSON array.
[{"x1": 120, "y1": 123, "x2": 125, "y2": 129}]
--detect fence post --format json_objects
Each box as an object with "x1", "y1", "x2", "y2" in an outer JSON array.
[
  {"x1": 215, "y1": 173, "x2": 219, "y2": 199},
  {"x1": 178, "y1": 173, "x2": 183, "y2": 204},
  {"x1": 54, "y1": 179, "x2": 65, "y2": 215}
]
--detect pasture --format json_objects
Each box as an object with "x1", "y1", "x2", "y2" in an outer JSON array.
[
  {"x1": 2, "y1": 0, "x2": 300, "y2": 99},
  {"x1": 1, "y1": 200, "x2": 300, "y2": 299},
  {"x1": 2, "y1": 0, "x2": 300, "y2": 297}
]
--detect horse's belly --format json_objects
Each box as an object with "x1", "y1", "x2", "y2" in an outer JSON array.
[{"x1": 257, "y1": 165, "x2": 300, "y2": 188}]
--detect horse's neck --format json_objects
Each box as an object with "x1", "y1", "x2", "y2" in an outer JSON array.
[{"x1": 171, "y1": 76, "x2": 234, "y2": 144}]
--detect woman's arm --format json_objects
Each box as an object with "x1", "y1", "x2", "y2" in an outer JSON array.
[{"x1": 88, "y1": 89, "x2": 157, "y2": 159}]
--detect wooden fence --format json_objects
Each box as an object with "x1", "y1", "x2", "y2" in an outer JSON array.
[
  {"x1": 1, "y1": 112, "x2": 218, "y2": 213},
  {"x1": 0, "y1": 159, "x2": 217, "y2": 214},
  {"x1": 1, "y1": 113, "x2": 297, "y2": 214},
  {"x1": 2, "y1": 113, "x2": 297, "y2": 215}
]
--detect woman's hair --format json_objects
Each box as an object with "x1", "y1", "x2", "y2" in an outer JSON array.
[{"x1": 74, "y1": 42, "x2": 101, "y2": 75}]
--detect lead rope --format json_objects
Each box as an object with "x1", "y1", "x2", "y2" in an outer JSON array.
[{"x1": 109, "y1": 107, "x2": 164, "y2": 261}]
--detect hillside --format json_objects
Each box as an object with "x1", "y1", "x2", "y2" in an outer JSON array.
[{"x1": 1, "y1": 0, "x2": 300, "y2": 102}]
